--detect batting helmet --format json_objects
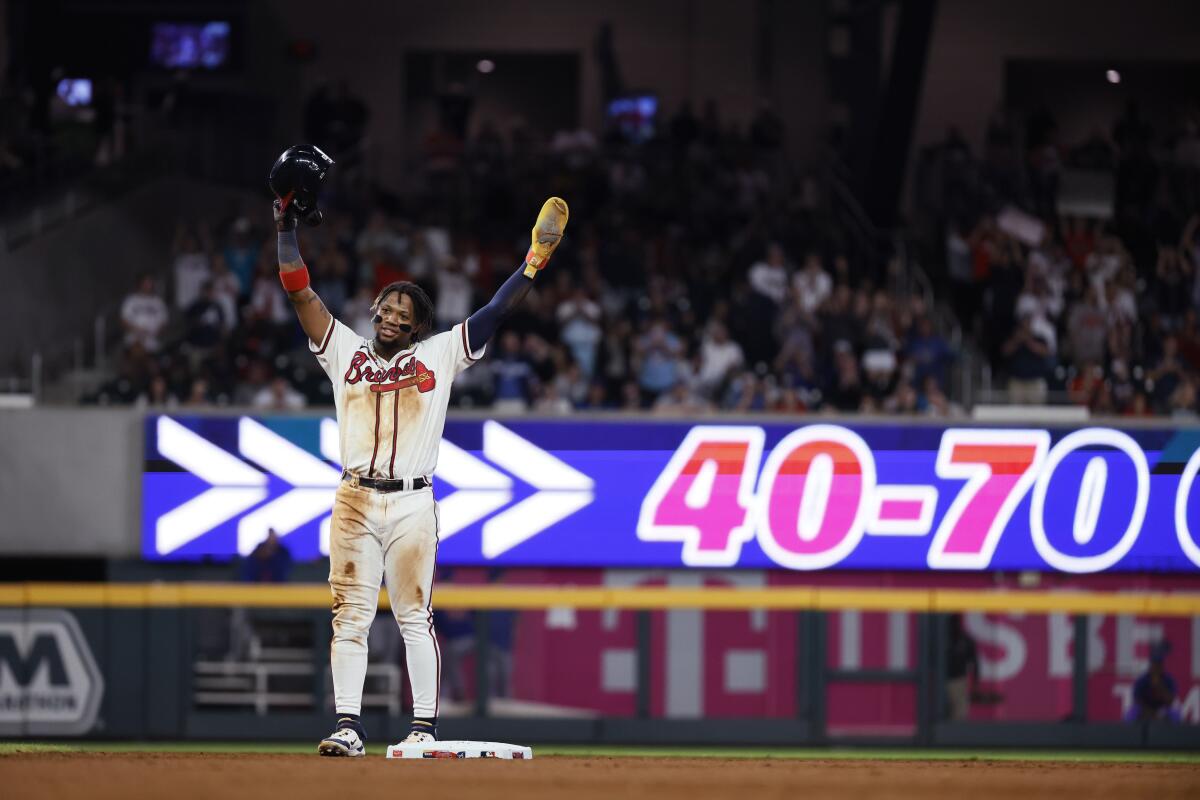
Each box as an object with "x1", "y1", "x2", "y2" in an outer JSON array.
[{"x1": 268, "y1": 144, "x2": 334, "y2": 225}]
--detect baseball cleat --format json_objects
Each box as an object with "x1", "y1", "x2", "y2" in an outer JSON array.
[
  {"x1": 399, "y1": 730, "x2": 437, "y2": 745},
  {"x1": 318, "y1": 726, "x2": 366, "y2": 757}
]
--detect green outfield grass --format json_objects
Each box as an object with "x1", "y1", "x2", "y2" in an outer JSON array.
[{"x1": 2, "y1": 742, "x2": 1199, "y2": 763}]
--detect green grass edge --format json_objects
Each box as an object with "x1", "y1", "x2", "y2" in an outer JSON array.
[{"x1": 2, "y1": 742, "x2": 1198, "y2": 763}]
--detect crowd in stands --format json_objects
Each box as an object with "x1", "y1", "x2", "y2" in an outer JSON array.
[
  {"x1": 91, "y1": 94, "x2": 1200, "y2": 418},
  {"x1": 92, "y1": 100, "x2": 956, "y2": 415},
  {"x1": 914, "y1": 100, "x2": 1200, "y2": 418}
]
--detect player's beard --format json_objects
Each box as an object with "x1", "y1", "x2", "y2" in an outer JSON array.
[{"x1": 374, "y1": 323, "x2": 413, "y2": 358}]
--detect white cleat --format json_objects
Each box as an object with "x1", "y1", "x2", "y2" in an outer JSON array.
[
  {"x1": 400, "y1": 730, "x2": 437, "y2": 745},
  {"x1": 318, "y1": 727, "x2": 366, "y2": 757}
]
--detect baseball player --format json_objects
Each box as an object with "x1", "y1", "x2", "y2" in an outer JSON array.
[{"x1": 270, "y1": 145, "x2": 568, "y2": 757}]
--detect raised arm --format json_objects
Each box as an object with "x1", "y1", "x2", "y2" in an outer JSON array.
[
  {"x1": 275, "y1": 199, "x2": 332, "y2": 346},
  {"x1": 466, "y1": 197, "x2": 568, "y2": 352}
]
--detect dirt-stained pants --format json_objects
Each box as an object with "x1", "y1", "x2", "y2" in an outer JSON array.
[{"x1": 327, "y1": 481, "x2": 440, "y2": 718}]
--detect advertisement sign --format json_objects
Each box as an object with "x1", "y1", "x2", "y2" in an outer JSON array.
[
  {"x1": 488, "y1": 571, "x2": 1200, "y2": 726},
  {"x1": 142, "y1": 416, "x2": 1200, "y2": 573},
  {"x1": 0, "y1": 610, "x2": 104, "y2": 736}
]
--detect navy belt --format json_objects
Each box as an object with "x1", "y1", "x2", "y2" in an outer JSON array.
[{"x1": 342, "y1": 471, "x2": 431, "y2": 492}]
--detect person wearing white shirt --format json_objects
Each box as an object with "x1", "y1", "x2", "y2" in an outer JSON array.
[
  {"x1": 792, "y1": 252, "x2": 832, "y2": 316},
  {"x1": 696, "y1": 321, "x2": 744, "y2": 398},
  {"x1": 120, "y1": 275, "x2": 169, "y2": 352},
  {"x1": 748, "y1": 242, "x2": 790, "y2": 306},
  {"x1": 252, "y1": 376, "x2": 307, "y2": 410}
]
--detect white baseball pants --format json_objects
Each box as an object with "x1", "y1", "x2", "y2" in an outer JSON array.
[{"x1": 327, "y1": 480, "x2": 440, "y2": 718}]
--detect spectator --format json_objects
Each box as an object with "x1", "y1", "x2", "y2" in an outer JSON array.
[
  {"x1": 223, "y1": 217, "x2": 258, "y2": 295},
  {"x1": 906, "y1": 315, "x2": 954, "y2": 390},
  {"x1": 434, "y1": 255, "x2": 474, "y2": 330},
  {"x1": 253, "y1": 376, "x2": 306, "y2": 411},
  {"x1": 748, "y1": 242, "x2": 790, "y2": 307},
  {"x1": 634, "y1": 318, "x2": 684, "y2": 402},
  {"x1": 120, "y1": 274, "x2": 169, "y2": 352},
  {"x1": 696, "y1": 321, "x2": 744, "y2": 399},
  {"x1": 945, "y1": 614, "x2": 978, "y2": 722},
  {"x1": 183, "y1": 281, "x2": 226, "y2": 353},
  {"x1": 654, "y1": 380, "x2": 712, "y2": 415},
  {"x1": 209, "y1": 255, "x2": 241, "y2": 333},
  {"x1": 828, "y1": 345, "x2": 863, "y2": 412},
  {"x1": 1002, "y1": 312, "x2": 1052, "y2": 404},
  {"x1": 491, "y1": 331, "x2": 535, "y2": 413},
  {"x1": 1148, "y1": 337, "x2": 1187, "y2": 413},
  {"x1": 557, "y1": 285, "x2": 603, "y2": 378},
  {"x1": 239, "y1": 528, "x2": 294, "y2": 583},
  {"x1": 1125, "y1": 642, "x2": 1180, "y2": 723},
  {"x1": 172, "y1": 224, "x2": 211, "y2": 311},
  {"x1": 792, "y1": 252, "x2": 832, "y2": 316},
  {"x1": 1066, "y1": 286, "x2": 1109, "y2": 369}
]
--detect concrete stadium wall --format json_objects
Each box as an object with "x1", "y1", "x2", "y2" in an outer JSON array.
[
  {"x1": 914, "y1": 0, "x2": 1200, "y2": 155},
  {"x1": 0, "y1": 180, "x2": 260, "y2": 373},
  {"x1": 0, "y1": 408, "x2": 141, "y2": 556}
]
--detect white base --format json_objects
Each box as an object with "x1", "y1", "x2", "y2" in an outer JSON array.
[{"x1": 385, "y1": 740, "x2": 533, "y2": 760}]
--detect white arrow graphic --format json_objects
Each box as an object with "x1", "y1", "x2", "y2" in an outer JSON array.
[
  {"x1": 155, "y1": 417, "x2": 268, "y2": 555},
  {"x1": 480, "y1": 421, "x2": 593, "y2": 558},
  {"x1": 433, "y1": 438, "x2": 513, "y2": 540},
  {"x1": 236, "y1": 417, "x2": 341, "y2": 555}
]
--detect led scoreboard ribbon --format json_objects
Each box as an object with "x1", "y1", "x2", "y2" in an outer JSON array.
[{"x1": 143, "y1": 416, "x2": 1200, "y2": 573}]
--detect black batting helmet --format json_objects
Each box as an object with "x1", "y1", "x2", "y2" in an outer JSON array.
[{"x1": 268, "y1": 144, "x2": 334, "y2": 223}]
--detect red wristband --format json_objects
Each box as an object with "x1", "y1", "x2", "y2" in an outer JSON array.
[
  {"x1": 525, "y1": 248, "x2": 549, "y2": 270},
  {"x1": 279, "y1": 265, "x2": 310, "y2": 292}
]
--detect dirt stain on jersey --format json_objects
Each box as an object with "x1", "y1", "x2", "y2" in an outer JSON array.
[{"x1": 344, "y1": 385, "x2": 381, "y2": 467}]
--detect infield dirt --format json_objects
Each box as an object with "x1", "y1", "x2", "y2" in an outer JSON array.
[{"x1": 3, "y1": 753, "x2": 1198, "y2": 799}]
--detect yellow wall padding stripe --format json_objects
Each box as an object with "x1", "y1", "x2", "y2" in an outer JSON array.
[{"x1": 0, "y1": 583, "x2": 1196, "y2": 616}]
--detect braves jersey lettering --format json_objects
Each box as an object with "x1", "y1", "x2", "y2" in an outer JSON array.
[{"x1": 310, "y1": 317, "x2": 485, "y2": 479}]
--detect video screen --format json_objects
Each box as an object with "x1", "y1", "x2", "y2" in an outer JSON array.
[
  {"x1": 55, "y1": 78, "x2": 92, "y2": 107},
  {"x1": 150, "y1": 21, "x2": 231, "y2": 69},
  {"x1": 606, "y1": 94, "x2": 658, "y2": 143}
]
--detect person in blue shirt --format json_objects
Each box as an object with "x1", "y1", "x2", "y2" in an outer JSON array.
[{"x1": 1126, "y1": 642, "x2": 1181, "y2": 723}]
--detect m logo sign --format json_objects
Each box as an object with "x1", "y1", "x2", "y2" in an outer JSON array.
[{"x1": 0, "y1": 610, "x2": 104, "y2": 735}]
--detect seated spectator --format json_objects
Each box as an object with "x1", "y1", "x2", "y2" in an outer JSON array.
[
  {"x1": 184, "y1": 281, "x2": 227, "y2": 353},
  {"x1": 827, "y1": 345, "x2": 863, "y2": 412},
  {"x1": 654, "y1": 381, "x2": 713, "y2": 415},
  {"x1": 533, "y1": 383, "x2": 573, "y2": 415},
  {"x1": 696, "y1": 321, "x2": 744, "y2": 399},
  {"x1": 253, "y1": 376, "x2": 306, "y2": 411},
  {"x1": 120, "y1": 274, "x2": 169, "y2": 352},
  {"x1": 885, "y1": 381, "x2": 920, "y2": 414}
]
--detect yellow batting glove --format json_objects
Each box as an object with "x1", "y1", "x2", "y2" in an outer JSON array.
[{"x1": 523, "y1": 197, "x2": 569, "y2": 278}]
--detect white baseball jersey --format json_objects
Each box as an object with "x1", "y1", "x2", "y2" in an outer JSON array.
[{"x1": 310, "y1": 317, "x2": 485, "y2": 478}]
